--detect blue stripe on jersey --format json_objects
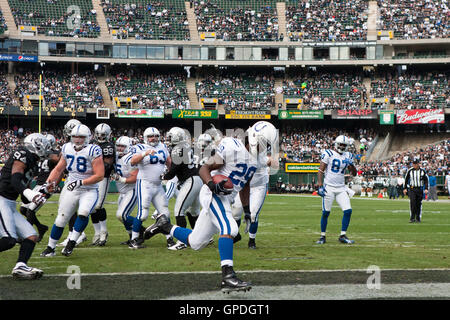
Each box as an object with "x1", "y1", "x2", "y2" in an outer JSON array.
[
  {"x1": 210, "y1": 203, "x2": 225, "y2": 235},
  {"x1": 212, "y1": 194, "x2": 230, "y2": 235},
  {"x1": 326, "y1": 149, "x2": 332, "y2": 157},
  {"x1": 89, "y1": 145, "x2": 93, "y2": 157},
  {"x1": 232, "y1": 138, "x2": 240, "y2": 147}
]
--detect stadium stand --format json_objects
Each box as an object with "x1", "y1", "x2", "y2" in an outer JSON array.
[
  {"x1": 377, "y1": 0, "x2": 449, "y2": 40},
  {"x1": 13, "y1": 68, "x2": 104, "y2": 109},
  {"x1": 0, "y1": 9, "x2": 7, "y2": 35},
  {"x1": 195, "y1": 68, "x2": 276, "y2": 110},
  {"x1": 100, "y1": 0, "x2": 190, "y2": 40},
  {"x1": 0, "y1": 72, "x2": 18, "y2": 107},
  {"x1": 370, "y1": 69, "x2": 450, "y2": 110},
  {"x1": 8, "y1": 0, "x2": 100, "y2": 38},
  {"x1": 194, "y1": 0, "x2": 279, "y2": 41},
  {"x1": 285, "y1": 0, "x2": 369, "y2": 42},
  {"x1": 282, "y1": 69, "x2": 369, "y2": 110},
  {"x1": 105, "y1": 67, "x2": 190, "y2": 109}
]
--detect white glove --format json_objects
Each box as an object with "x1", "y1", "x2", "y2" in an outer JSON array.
[
  {"x1": 67, "y1": 180, "x2": 83, "y2": 191},
  {"x1": 111, "y1": 173, "x2": 126, "y2": 183},
  {"x1": 23, "y1": 188, "x2": 46, "y2": 206}
]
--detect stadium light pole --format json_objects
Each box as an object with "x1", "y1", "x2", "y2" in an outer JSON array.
[{"x1": 38, "y1": 73, "x2": 42, "y2": 133}]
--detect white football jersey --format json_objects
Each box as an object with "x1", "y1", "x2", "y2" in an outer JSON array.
[
  {"x1": 212, "y1": 137, "x2": 258, "y2": 195},
  {"x1": 115, "y1": 152, "x2": 137, "y2": 193},
  {"x1": 131, "y1": 143, "x2": 169, "y2": 182},
  {"x1": 61, "y1": 142, "x2": 102, "y2": 189},
  {"x1": 321, "y1": 149, "x2": 354, "y2": 188},
  {"x1": 251, "y1": 154, "x2": 269, "y2": 187}
]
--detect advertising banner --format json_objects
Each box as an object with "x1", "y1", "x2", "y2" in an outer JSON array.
[
  {"x1": 278, "y1": 110, "x2": 324, "y2": 120},
  {"x1": 285, "y1": 163, "x2": 320, "y2": 173},
  {"x1": 225, "y1": 110, "x2": 271, "y2": 119},
  {"x1": 331, "y1": 109, "x2": 378, "y2": 119},
  {"x1": 172, "y1": 109, "x2": 218, "y2": 119},
  {"x1": 116, "y1": 109, "x2": 164, "y2": 118},
  {"x1": 396, "y1": 109, "x2": 444, "y2": 124}
]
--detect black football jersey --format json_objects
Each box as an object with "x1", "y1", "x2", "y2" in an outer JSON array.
[
  {"x1": 0, "y1": 146, "x2": 39, "y2": 200},
  {"x1": 164, "y1": 143, "x2": 199, "y2": 184},
  {"x1": 35, "y1": 150, "x2": 59, "y2": 185},
  {"x1": 97, "y1": 141, "x2": 116, "y2": 178}
]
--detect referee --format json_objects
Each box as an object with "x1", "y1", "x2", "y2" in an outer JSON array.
[{"x1": 403, "y1": 160, "x2": 429, "y2": 223}]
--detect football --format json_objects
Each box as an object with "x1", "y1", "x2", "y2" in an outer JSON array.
[{"x1": 212, "y1": 174, "x2": 233, "y2": 189}]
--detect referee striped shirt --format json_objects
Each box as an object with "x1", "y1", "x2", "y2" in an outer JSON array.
[{"x1": 403, "y1": 167, "x2": 429, "y2": 190}]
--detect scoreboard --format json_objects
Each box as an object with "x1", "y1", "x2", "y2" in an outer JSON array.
[{"x1": 0, "y1": 105, "x2": 86, "y2": 117}]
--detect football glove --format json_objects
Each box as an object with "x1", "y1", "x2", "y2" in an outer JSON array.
[
  {"x1": 67, "y1": 180, "x2": 83, "y2": 191},
  {"x1": 318, "y1": 186, "x2": 327, "y2": 197},
  {"x1": 23, "y1": 188, "x2": 47, "y2": 206},
  {"x1": 207, "y1": 180, "x2": 233, "y2": 196},
  {"x1": 343, "y1": 157, "x2": 354, "y2": 166}
]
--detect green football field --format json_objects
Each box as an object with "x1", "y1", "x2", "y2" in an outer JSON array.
[{"x1": 0, "y1": 193, "x2": 449, "y2": 300}]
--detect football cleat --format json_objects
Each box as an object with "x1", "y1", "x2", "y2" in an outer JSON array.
[
  {"x1": 338, "y1": 235, "x2": 355, "y2": 244},
  {"x1": 56, "y1": 237, "x2": 69, "y2": 247},
  {"x1": 221, "y1": 272, "x2": 252, "y2": 293},
  {"x1": 40, "y1": 246, "x2": 56, "y2": 257},
  {"x1": 62, "y1": 240, "x2": 76, "y2": 256},
  {"x1": 98, "y1": 231, "x2": 108, "y2": 246},
  {"x1": 128, "y1": 238, "x2": 145, "y2": 249},
  {"x1": 76, "y1": 232, "x2": 87, "y2": 246},
  {"x1": 91, "y1": 233, "x2": 101, "y2": 246},
  {"x1": 248, "y1": 238, "x2": 256, "y2": 249},
  {"x1": 37, "y1": 225, "x2": 49, "y2": 243},
  {"x1": 316, "y1": 236, "x2": 326, "y2": 244},
  {"x1": 144, "y1": 213, "x2": 171, "y2": 238},
  {"x1": 168, "y1": 240, "x2": 188, "y2": 251},
  {"x1": 12, "y1": 263, "x2": 43, "y2": 280}
]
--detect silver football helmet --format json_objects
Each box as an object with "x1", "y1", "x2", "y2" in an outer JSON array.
[
  {"x1": 23, "y1": 133, "x2": 51, "y2": 158},
  {"x1": 44, "y1": 133, "x2": 56, "y2": 149},
  {"x1": 246, "y1": 121, "x2": 279, "y2": 157},
  {"x1": 197, "y1": 133, "x2": 212, "y2": 149},
  {"x1": 166, "y1": 127, "x2": 187, "y2": 146},
  {"x1": 94, "y1": 123, "x2": 112, "y2": 143},
  {"x1": 64, "y1": 119, "x2": 81, "y2": 139}
]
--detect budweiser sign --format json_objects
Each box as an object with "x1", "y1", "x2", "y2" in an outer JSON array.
[{"x1": 397, "y1": 109, "x2": 444, "y2": 124}]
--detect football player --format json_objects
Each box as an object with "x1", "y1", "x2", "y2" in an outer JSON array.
[
  {"x1": 57, "y1": 119, "x2": 87, "y2": 247},
  {"x1": 232, "y1": 151, "x2": 276, "y2": 249},
  {"x1": 110, "y1": 136, "x2": 140, "y2": 245},
  {"x1": 145, "y1": 121, "x2": 278, "y2": 293},
  {"x1": 19, "y1": 133, "x2": 59, "y2": 242},
  {"x1": 0, "y1": 133, "x2": 50, "y2": 279},
  {"x1": 41, "y1": 124, "x2": 104, "y2": 257},
  {"x1": 91, "y1": 123, "x2": 116, "y2": 246},
  {"x1": 128, "y1": 127, "x2": 171, "y2": 249},
  {"x1": 316, "y1": 135, "x2": 357, "y2": 245},
  {"x1": 161, "y1": 127, "x2": 203, "y2": 251}
]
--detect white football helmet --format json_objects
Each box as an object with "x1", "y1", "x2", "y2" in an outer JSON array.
[
  {"x1": 71, "y1": 124, "x2": 92, "y2": 151},
  {"x1": 166, "y1": 127, "x2": 187, "y2": 146},
  {"x1": 115, "y1": 136, "x2": 132, "y2": 157},
  {"x1": 335, "y1": 135, "x2": 351, "y2": 154},
  {"x1": 94, "y1": 123, "x2": 112, "y2": 143},
  {"x1": 143, "y1": 127, "x2": 160, "y2": 147},
  {"x1": 205, "y1": 124, "x2": 223, "y2": 145},
  {"x1": 246, "y1": 121, "x2": 279, "y2": 157},
  {"x1": 64, "y1": 119, "x2": 81, "y2": 138},
  {"x1": 197, "y1": 133, "x2": 212, "y2": 149},
  {"x1": 44, "y1": 133, "x2": 56, "y2": 149},
  {"x1": 24, "y1": 133, "x2": 51, "y2": 158}
]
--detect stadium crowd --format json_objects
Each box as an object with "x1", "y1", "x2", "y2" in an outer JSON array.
[
  {"x1": 0, "y1": 73, "x2": 19, "y2": 107},
  {"x1": 285, "y1": 0, "x2": 368, "y2": 42},
  {"x1": 370, "y1": 70, "x2": 450, "y2": 109},
  {"x1": 194, "y1": 0, "x2": 280, "y2": 41},
  {"x1": 106, "y1": 71, "x2": 190, "y2": 110},
  {"x1": 196, "y1": 70, "x2": 275, "y2": 110},
  {"x1": 14, "y1": 70, "x2": 104, "y2": 109},
  {"x1": 377, "y1": 0, "x2": 449, "y2": 40},
  {"x1": 282, "y1": 72, "x2": 368, "y2": 110},
  {"x1": 101, "y1": 0, "x2": 190, "y2": 40}
]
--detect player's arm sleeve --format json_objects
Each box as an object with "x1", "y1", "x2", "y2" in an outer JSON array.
[
  {"x1": 403, "y1": 169, "x2": 411, "y2": 189},
  {"x1": 320, "y1": 150, "x2": 331, "y2": 165}
]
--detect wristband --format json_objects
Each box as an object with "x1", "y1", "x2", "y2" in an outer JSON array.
[{"x1": 207, "y1": 180, "x2": 215, "y2": 192}]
